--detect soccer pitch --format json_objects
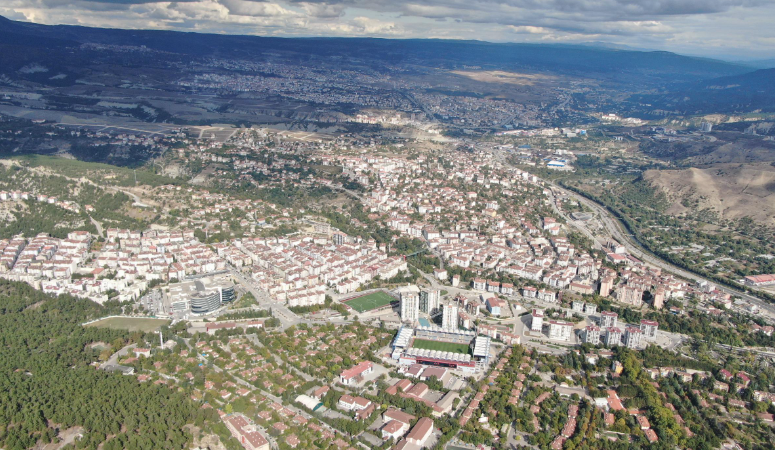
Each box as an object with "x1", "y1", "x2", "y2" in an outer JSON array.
[
  {"x1": 412, "y1": 339, "x2": 471, "y2": 355},
  {"x1": 344, "y1": 291, "x2": 396, "y2": 312}
]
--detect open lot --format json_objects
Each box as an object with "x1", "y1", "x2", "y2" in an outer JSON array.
[
  {"x1": 343, "y1": 291, "x2": 396, "y2": 312},
  {"x1": 412, "y1": 339, "x2": 470, "y2": 355},
  {"x1": 85, "y1": 317, "x2": 169, "y2": 332}
]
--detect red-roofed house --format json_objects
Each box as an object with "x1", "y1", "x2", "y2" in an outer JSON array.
[
  {"x1": 312, "y1": 385, "x2": 330, "y2": 400},
  {"x1": 383, "y1": 408, "x2": 415, "y2": 426},
  {"x1": 338, "y1": 394, "x2": 371, "y2": 412},
  {"x1": 285, "y1": 435, "x2": 300, "y2": 448},
  {"x1": 339, "y1": 361, "x2": 373, "y2": 385},
  {"x1": 381, "y1": 419, "x2": 408, "y2": 441},
  {"x1": 225, "y1": 414, "x2": 270, "y2": 450},
  {"x1": 386, "y1": 378, "x2": 413, "y2": 395},
  {"x1": 607, "y1": 390, "x2": 624, "y2": 411},
  {"x1": 406, "y1": 417, "x2": 433, "y2": 446}
]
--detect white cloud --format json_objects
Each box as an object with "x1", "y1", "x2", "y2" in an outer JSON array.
[
  {"x1": 219, "y1": 0, "x2": 297, "y2": 17},
  {"x1": 1, "y1": 0, "x2": 773, "y2": 58}
]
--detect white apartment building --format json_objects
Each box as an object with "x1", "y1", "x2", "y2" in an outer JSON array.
[
  {"x1": 531, "y1": 309, "x2": 544, "y2": 332},
  {"x1": 441, "y1": 302, "x2": 459, "y2": 331},
  {"x1": 640, "y1": 320, "x2": 659, "y2": 340},
  {"x1": 399, "y1": 285, "x2": 420, "y2": 323},
  {"x1": 548, "y1": 320, "x2": 573, "y2": 341}
]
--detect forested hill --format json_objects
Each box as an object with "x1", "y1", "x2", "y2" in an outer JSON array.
[
  {"x1": 629, "y1": 68, "x2": 775, "y2": 114},
  {"x1": 0, "y1": 280, "x2": 214, "y2": 449},
  {"x1": 0, "y1": 15, "x2": 749, "y2": 86}
]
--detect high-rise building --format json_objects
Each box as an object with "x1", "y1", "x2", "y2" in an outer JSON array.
[
  {"x1": 652, "y1": 288, "x2": 665, "y2": 310},
  {"x1": 625, "y1": 327, "x2": 643, "y2": 349},
  {"x1": 600, "y1": 277, "x2": 614, "y2": 297},
  {"x1": 640, "y1": 320, "x2": 659, "y2": 340},
  {"x1": 606, "y1": 327, "x2": 622, "y2": 346},
  {"x1": 548, "y1": 321, "x2": 573, "y2": 341},
  {"x1": 531, "y1": 309, "x2": 544, "y2": 332},
  {"x1": 419, "y1": 289, "x2": 440, "y2": 314},
  {"x1": 600, "y1": 311, "x2": 618, "y2": 329},
  {"x1": 441, "y1": 302, "x2": 459, "y2": 331},
  {"x1": 617, "y1": 285, "x2": 643, "y2": 307},
  {"x1": 398, "y1": 286, "x2": 420, "y2": 324},
  {"x1": 700, "y1": 122, "x2": 713, "y2": 132},
  {"x1": 584, "y1": 325, "x2": 601, "y2": 345}
]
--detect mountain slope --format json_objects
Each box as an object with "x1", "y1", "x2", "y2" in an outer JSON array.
[
  {"x1": 0, "y1": 16, "x2": 750, "y2": 86},
  {"x1": 631, "y1": 68, "x2": 775, "y2": 113}
]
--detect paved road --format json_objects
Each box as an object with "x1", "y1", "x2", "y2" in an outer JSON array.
[
  {"x1": 100, "y1": 343, "x2": 136, "y2": 369},
  {"x1": 229, "y1": 266, "x2": 358, "y2": 329},
  {"x1": 88, "y1": 214, "x2": 105, "y2": 239},
  {"x1": 108, "y1": 186, "x2": 151, "y2": 208},
  {"x1": 545, "y1": 180, "x2": 775, "y2": 321},
  {"x1": 546, "y1": 189, "x2": 601, "y2": 250},
  {"x1": 228, "y1": 267, "x2": 300, "y2": 327},
  {"x1": 491, "y1": 148, "x2": 773, "y2": 318},
  {"x1": 199, "y1": 351, "x2": 347, "y2": 440}
]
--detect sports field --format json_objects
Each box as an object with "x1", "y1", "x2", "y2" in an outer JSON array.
[
  {"x1": 343, "y1": 291, "x2": 396, "y2": 312},
  {"x1": 412, "y1": 339, "x2": 470, "y2": 355},
  {"x1": 85, "y1": 317, "x2": 169, "y2": 333}
]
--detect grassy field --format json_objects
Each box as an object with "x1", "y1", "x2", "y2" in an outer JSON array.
[
  {"x1": 85, "y1": 317, "x2": 169, "y2": 333},
  {"x1": 17, "y1": 154, "x2": 179, "y2": 187},
  {"x1": 412, "y1": 339, "x2": 470, "y2": 355},
  {"x1": 344, "y1": 291, "x2": 396, "y2": 313}
]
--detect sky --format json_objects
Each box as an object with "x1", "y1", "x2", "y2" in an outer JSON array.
[{"x1": 1, "y1": 0, "x2": 774, "y2": 60}]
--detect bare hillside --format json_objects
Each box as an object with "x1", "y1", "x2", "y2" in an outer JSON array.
[{"x1": 644, "y1": 164, "x2": 775, "y2": 226}]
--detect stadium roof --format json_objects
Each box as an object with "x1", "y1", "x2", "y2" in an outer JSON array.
[
  {"x1": 404, "y1": 347, "x2": 472, "y2": 363},
  {"x1": 472, "y1": 336, "x2": 491, "y2": 358},
  {"x1": 393, "y1": 326, "x2": 414, "y2": 349},
  {"x1": 415, "y1": 325, "x2": 475, "y2": 336}
]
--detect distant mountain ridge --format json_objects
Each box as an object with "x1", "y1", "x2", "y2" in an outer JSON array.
[
  {"x1": 0, "y1": 15, "x2": 751, "y2": 87},
  {"x1": 631, "y1": 68, "x2": 775, "y2": 114}
]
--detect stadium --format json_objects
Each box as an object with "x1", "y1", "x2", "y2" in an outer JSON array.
[{"x1": 391, "y1": 325, "x2": 491, "y2": 373}]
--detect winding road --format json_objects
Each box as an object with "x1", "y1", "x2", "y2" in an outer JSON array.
[
  {"x1": 491, "y1": 148, "x2": 775, "y2": 321},
  {"x1": 545, "y1": 180, "x2": 775, "y2": 320}
]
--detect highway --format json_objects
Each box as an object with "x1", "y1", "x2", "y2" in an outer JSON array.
[
  {"x1": 544, "y1": 180, "x2": 775, "y2": 320},
  {"x1": 491, "y1": 149, "x2": 768, "y2": 310}
]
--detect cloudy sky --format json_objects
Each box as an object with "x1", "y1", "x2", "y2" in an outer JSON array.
[{"x1": 2, "y1": 0, "x2": 774, "y2": 60}]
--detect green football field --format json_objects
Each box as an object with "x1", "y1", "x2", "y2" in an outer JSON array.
[
  {"x1": 411, "y1": 338, "x2": 470, "y2": 355},
  {"x1": 343, "y1": 291, "x2": 396, "y2": 312}
]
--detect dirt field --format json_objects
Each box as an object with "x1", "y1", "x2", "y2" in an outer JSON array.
[
  {"x1": 644, "y1": 164, "x2": 775, "y2": 225},
  {"x1": 451, "y1": 70, "x2": 554, "y2": 86},
  {"x1": 85, "y1": 317, "x2": 169, "y2": 332}
]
